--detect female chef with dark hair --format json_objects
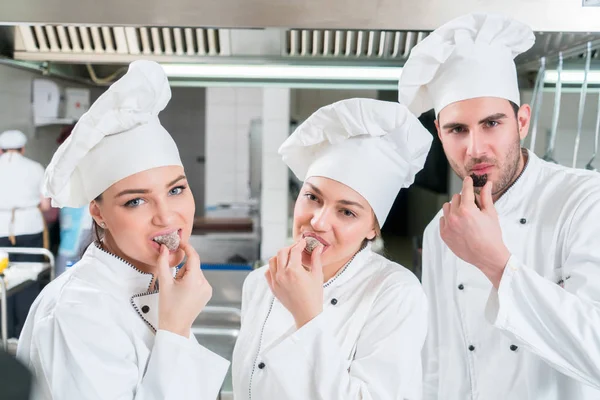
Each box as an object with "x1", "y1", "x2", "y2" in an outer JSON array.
[
  {"x1": 232, "y1": 98, "x2": 434, "y2": 399},
  {"x1": 17, "y1": 60, "x2": 229, "y2": 399}
]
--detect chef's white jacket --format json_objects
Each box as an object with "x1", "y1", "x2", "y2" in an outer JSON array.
[
  {"x1": 0, "y1": 152, "x2": 45, "y2": 237},
  {"x1": 422, "y1": 150, "x2": 600, "y2": 399},
  {"x1": 232, "y1": 243, "x2": 428, "y2": 400},
  {"x1": 17, "y1": 243, "x2": 229, "y2": 399}
]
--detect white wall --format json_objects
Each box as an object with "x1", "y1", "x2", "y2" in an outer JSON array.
[
  {"x1": 260, "y1": 88, "x2": 290, "y2": 259},
  {"x1": 0, "y1": 64, "x2": 93, "y2": 167},
  {"x1": 205, "y1": 87, "x2": 262, "y2": 213}
]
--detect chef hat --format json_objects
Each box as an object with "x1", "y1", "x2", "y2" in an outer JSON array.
[
  {"x1": 0, "y1": 130, "x2": 27, "y2": 150},
  {"x1": 44, "y1": 60, "x2": 182, "y2": 208},
  {"x1": 279, "y1": 98, "x2": 433, "y2": 226},
  {"x1": 398, "y1": 13, "x2": 535, "y2": 116}
]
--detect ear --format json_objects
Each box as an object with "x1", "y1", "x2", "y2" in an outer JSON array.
[
  {"x1": 517, "y1": 104, "x2": 531, "y2": 141},
  {"x1": 89, "y1": 200, "x2": 104, "y2": 226},
  {"x1": 365, "y1": 228, "x2": 377, "y2": 241},
  {"x1": 434, "y1": 119, "x2": 442, "y2": 142}
]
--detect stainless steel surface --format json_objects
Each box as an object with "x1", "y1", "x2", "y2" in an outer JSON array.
[
  {"x1": 543, "y1": 53, "x2": 562, "y2": 164},
  {"x1": 572, "y1": 42, "x2": 593, "y2": 168},
  {"x1": 189, "y1": 233, "x2": 259, "y2": 265},
  {"x1": 191, "y1": 267, "x2": 249, "y2": 396},
  {"x1": 0, "y1": 247, "x2": 56, "y2": 281},
  {"x1": 0, "y1": 275, "x2": 7, "y2": 351},
  {"x1": 517, "y1": 34, "x2": 600, "y2": 72},
  {"x1": 528, "y1": 57, "x2": 545, "y2": 152},
  {"x1": 9, "y1": 24, "x2": 600, "y2": 71},
  {"x1": 0, "y1": 247, "x2": 55, "y2": 352},
  {"x1": 586, "y1": 92, "x2": 600, "y2": 171},
  {"x1": 2, "y1": 0, "x2": 600, "y2": 32}
]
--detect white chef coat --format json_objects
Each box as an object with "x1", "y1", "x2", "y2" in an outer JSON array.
[
  {"x1": 0, "y1": 152, "x2": 45, "y2": 237},
  {"x1": 232, "y1": 243, "x2": 428, "y2": 400},
  {"x1": 422, "y1": 149, "x2": 600, "y2": 400},
  {"x1": 17, "y1": 242, "x2": 230, "y2": 400}
]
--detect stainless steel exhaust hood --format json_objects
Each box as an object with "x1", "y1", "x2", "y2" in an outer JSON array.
[
  {"x1": 1, "y1": 0, "x2": 600, "y2": 88},
  {"x1": 1, "y1": 0, "x2": 600, "y2": 32}
]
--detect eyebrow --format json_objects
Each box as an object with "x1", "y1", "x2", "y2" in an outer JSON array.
[
  {"x1": 115, "y1": 175, "x2": 187, "y2": 198},
  {"x1": 479, "y1": 113, "x2": 508, "y2": 124},
  {"x1": 442, "y1": 113, "x2": 509, "y2": 131},
  {"x1": 442, "y1": 122, "x2": 468, "y2": 130},
  {"x1": 305, "y1": 182, "x2": 365, "y2": 209}
]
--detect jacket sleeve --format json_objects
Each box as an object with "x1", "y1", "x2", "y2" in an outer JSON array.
[
  {"x1": 420, "y1": 221, "x2": 442, "y2": 400},
  {"x1": 260, "y1": 275, "x2": 428, "y2": 400},
  {"x1": 27, "y1": 303, "x2": 229, "y2": 400},
  {"x1": 486, "y1": 189, "x2": 600, "y2": 389}
]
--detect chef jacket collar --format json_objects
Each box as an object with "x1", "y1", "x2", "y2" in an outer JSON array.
[
  {"x1": 323, "y1": 242, "x2": 374, "y2": 289},
  {"x1": 86, "y1": 242, "x2": 177, "y2": 332}
]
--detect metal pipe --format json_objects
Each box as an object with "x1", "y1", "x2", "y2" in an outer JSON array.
[
  {"x1": 528, "y1": 57, "x2": 546, "y2": 153},
  {"x1": 543, "y1": 53, "x2": 562, "y2": 163},
  {"x1": 586, "y1": 91, "x2": 600, "y2": 171},
  {"x1": 573, "y1": 42, "x2": 592, "y2": 168},
  {"x1": 0, "y1": 56, "x2": 96, "y2": 87}
]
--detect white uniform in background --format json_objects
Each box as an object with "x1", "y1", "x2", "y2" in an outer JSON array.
[
  {"x1": 232, "y1": 98, "x2": 434, "y2": 400},
  {"x1": 399, "y1": 13, "x2": 600, "y2": 399},
  {"x1": 17, "y1": 60, "x2": 229, "y2": 400},
  {"x1": 0, "y1": 130, "x2": 45, "y2": 239},
  {"x1": 18, "y1": 243, "x2": 229, "y2": 400}
]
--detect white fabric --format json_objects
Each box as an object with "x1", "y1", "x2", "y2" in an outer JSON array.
[
  {"x1": 398, "y1": 13, "x2": 535, "y2": 116},
  {"x1": 422, "y1": 150, "x2": 600, "y2": 399},
  {"x1": 0, "y1": 130, "x2": 27, "y2": 149},
  {"x1": 44, "y1": 60, "x2": 182, "y2": 208},
  {"x1": 17, "y1": 243, "x2": 229, "y2": 400},
  {"x1": 232, "y1": 244, "x2": 428, "y2": 400},
  {"x1": 0, "y1": 152, "x2": 45, "y2": 237},
  {"x1": 278, "y1": 98, "x2": 432, "y2": 225}
]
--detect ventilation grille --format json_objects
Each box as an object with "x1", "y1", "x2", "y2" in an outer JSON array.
[
  {"x1": 285, "y1": 29, "x2": 429, "y2": 59},
  {"x1": 17, "y1": 25, "x2": 230, "y2": 56}
]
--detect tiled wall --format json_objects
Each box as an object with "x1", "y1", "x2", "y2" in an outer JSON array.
[
  {"x1": 205, "y1": 87, "x2": 262, "y2": 211},
  {"x1": 260, "y1": 88, "x2": 290, "y2": 260}
]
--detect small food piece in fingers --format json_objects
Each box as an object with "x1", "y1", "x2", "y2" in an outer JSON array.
[
  {"x1": 153, "y1": 232, "x2": 180, "y2": 251},
  {"x1": 304, "y1": 237, "x2": 321, "y2": 254}
]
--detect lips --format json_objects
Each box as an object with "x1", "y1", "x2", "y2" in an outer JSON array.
[
  {"x1": 302, "y1": 232, "x2": 329, "y2": 246},
  {"x1": 470, "y1": 164, "x2": 493, "y2": 174}
]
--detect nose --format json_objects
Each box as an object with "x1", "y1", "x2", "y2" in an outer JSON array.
[
  {"x1": 310, "y1": 206, "x2": 333, "y2": 232},
  {"x1": 151, "y1": 199, "x2": 176, "y2": 226},
  {"x1": 466, "y1": 130, "x2": 486, "y2": 158}
]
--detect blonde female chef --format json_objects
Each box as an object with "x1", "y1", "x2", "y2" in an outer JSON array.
[
  {"x1": 232, "y1": 98, "x2": 433, "y2": 400},
  {"x1": 16, "y1": 60, "x2": 229, "y2": 400}
]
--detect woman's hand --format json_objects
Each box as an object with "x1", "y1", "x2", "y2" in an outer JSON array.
[
  {"x1": 157, "y1": 242, "x2": 213, "y2": 337},
  {"x1": 265, "y1": 239, "x2": 324, "y2": 329}
]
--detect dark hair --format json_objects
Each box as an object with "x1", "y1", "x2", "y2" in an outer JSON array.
[
  {"x1": 91, "y1": 193, "x2": 104, "y2": 244},
  {"x1": 509, "y1": 101, "x2": 520, "y2": 118}
]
